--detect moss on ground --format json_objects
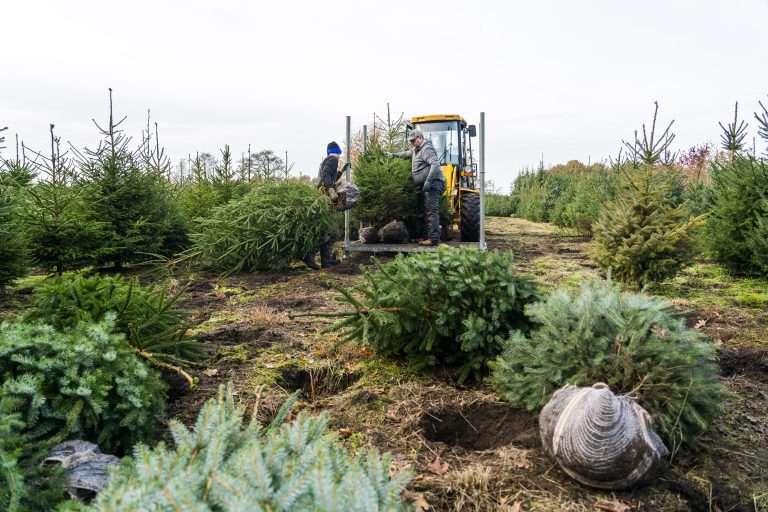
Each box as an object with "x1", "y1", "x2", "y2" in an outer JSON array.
[{"x1": 355, "y1": 357, "x2": 421, "y2": 387}]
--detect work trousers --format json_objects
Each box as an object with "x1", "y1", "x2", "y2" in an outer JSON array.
[{"x1": 424, "y1": 180, "x2": 445, "y2": 243}]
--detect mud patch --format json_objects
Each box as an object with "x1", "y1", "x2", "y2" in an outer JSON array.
[
  {"x1": 269, "y1": 294, "x2": 325, "y2": 311},
  {"x1": 719, "y1": 347, "x2": 768, "y2": 384},
  {"x1": 421, "y1": 402, "x2": 538, "y2": 451},
  {"x1": 206, "y1": 325, "x2": 283, "y2": 346}
]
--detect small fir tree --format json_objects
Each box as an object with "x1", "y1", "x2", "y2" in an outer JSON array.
[
  {"x1": 178, "y1": 152, "x2": 218, "y2": 222},
  {"x1": 705, "y1": 102, "x2": 768, "y2": 275},
  {"x1": 589, "y1": 167, "x2": 704, "y2": 287},
  {"x1": 590, "y1": 104, "x2": 702, "y2": 287},
  {"x1": 491, "y1": 280, "x2": 724, "y2": 454},
  {"x1": 0, "y1": 183, "x2": 27, "y2": 289},
  {"x1": 186, "y1": 180, "x2": 335, "y2": 274},
  {"x1": 21, "y1": 125, "x2": 104, "y2": 274},
  {"x1": 211, "y1": 145, "x2": 249, "y2": 205},
  {"x1": 77, "y1": 89, "x2": 184, "y2": 268},
  {"x1": 0, "y1": 317, "x2": 166, "y2": 453},
  {"x1": 352, "y1": 143, "x2": 424, "y2": 234},
  {"x1": 89, "y1": 384, "x2": 412, "y2": 511},
  {"x1": 296, "y1": 247, "x2": 540, "y2": 383},
  {"x1": 719, "y1": 102, "x2": 748, "y2": 163}
]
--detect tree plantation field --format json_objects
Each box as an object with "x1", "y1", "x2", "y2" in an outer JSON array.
[
  {"x1": 3, "y1": 97, "x2": 768, "y2": 511},
  {"x1": 4, "y1": 217, "x2": 764, "y2": 511}
]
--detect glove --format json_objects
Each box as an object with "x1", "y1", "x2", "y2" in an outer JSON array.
[
  {"x1": 422, "y1": 179, "x2": 432, "y2": 193},
  {"x1": 341, "y1": 162, "x2": 351, "y2": 172},
  {"x1": 328, "y1": 187, "x2": 338, "y2": 202}
]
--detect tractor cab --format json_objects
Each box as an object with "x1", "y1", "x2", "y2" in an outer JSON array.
[{"x1": 407, "y1": 115, "x2": 480, "y2": 241}]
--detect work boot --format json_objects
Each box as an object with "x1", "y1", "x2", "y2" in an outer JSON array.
[
  {"x1": 418, "y1": 239, "x2": 438, "y2": 247},
  {"x1": 302, "y1": 254, "x2": 320, "y2": 270},
  {"x1": 320, "y1": 245, "x2": 340, "y2": 268}
]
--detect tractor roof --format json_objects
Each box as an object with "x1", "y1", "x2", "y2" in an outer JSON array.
[{"x1": 410, "y1": 114, "x2": 467, "y2": 126}]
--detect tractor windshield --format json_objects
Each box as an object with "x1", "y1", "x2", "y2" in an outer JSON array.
[{"x1": 415, "y1": 121, "x2": 460, "y2": 166}]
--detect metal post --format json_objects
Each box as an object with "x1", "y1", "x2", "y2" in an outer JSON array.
[
  {"x1": 344, "y1": 116, "x2": 352, "y2": 253},
  {"x1": 479, "y1": 112, "x2": 486, "y2": 250},
  {"x1": 362, "y1": 125, "x2": 367, "y2": 154}
]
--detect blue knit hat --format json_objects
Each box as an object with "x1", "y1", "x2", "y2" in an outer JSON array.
[{"x1": 327, "y1": 141, "x2": 342, "y2": 155}]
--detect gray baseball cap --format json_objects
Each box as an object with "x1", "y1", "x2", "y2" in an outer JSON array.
[{"x1": 408, "y1": 129, "x2": 423, "y2": 141}]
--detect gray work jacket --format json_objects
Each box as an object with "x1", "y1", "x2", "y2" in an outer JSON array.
[{"x1": 394, "y1": 140, "x2": 444, "y2": 186}]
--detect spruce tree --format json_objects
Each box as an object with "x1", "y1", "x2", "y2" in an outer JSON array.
[
  {"x1": 0, "y1": 397, "x2": 67, "y2": 512},
  {"x1": 491, "y1": 280, "x2": 724, "y2": 453},
  {"x1": 89, "y1": 384, "x2": 412, "y2": 511},
  {"x1": 211, "y1": 145, "x2": 248, "y2": 205},
  {"x1": 0, "y1": 317, "x2": 166, "y2": 453},
  {"x1": 187, "y1": 180, "x2": 335, "y2": 274},
  {"x1": 352, "y1": 143, "x2": 423, "y2": 234},
  {"x1": 296, "y1": 247, "x2": 540, "y2": 383},
  {"x1": 77, "y1": 90, "x2": 183, "y2": 268},
  {"x1": 178, "y1": 152, "x2": 217, "y2": 222},
  {"x1": 590, "y1": 167, "x2": 703, "y2": 287},
  {"x1": 0, "y1": 160, "x2": 27, "y2": 288},
  {"x1": 21, "y1": 125, "x2": 103, "y2": 274},
  {"x1": 590, "y1": 104, "x2": 703, "y2": 287},
  {"x1": 704, "y1": 102, "x2": 768, "y2": 275}
]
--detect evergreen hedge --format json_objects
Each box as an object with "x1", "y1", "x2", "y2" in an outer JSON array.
[
  {"x1": 89, "y1": 385, "x2": 412, "y2": 512},
  {"x1": 321, "y1": 247, "x2": 539, "y2": 382},
  {"x1": 0, "y1": 318, "x2": 166, "y2": 453},
  {"x1": 550, "y1": 168, "x2": 617, "y2": 236},
  {"x1": 485, "y1": 193, "x2": 515, "y2": 217},
  {"x1": 491, "y1": 280, "x2": 724, "y2": 452}
]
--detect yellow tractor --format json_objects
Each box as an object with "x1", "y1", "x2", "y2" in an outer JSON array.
[
  {"x1": 342, "y1": 112, "x2": 486, "y2": 254},
  {"x1": 407, "y1": 115, "x2": 480, "y2": 242}
]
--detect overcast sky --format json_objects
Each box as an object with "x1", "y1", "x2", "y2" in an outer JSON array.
[{"x1": 2, "y1": 0, "x2": 767, "y2": 190}]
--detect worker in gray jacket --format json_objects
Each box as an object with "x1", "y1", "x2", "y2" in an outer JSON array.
[{"x1": 391, "y1": 129, "x2": 445, "y2": 246}]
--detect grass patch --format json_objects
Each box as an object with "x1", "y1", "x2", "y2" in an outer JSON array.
[
  {"x1": 12, "y1": 274, "x2": 48, "y2": 291},
  {"x1": 649, "y1": 263, "x2": 768, "y2": 310},
  {"x1": 526, "y1": 255, "x2": 598, "y2": 291}
]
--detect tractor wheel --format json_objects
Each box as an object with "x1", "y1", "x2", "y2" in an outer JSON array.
[{"x1": 460, "y1": 192, "x2": 480, "y2": 242}]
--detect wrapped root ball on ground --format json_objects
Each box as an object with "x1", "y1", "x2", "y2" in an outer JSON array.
[
  {"x1": 46, "y1": 440, "x2": 121, "y2": 497},
  {"x1": 359, "y1": 226, "x2": 379, "y2": 244},
  {"x1": 539, "y1": 383, "x2": 668, "y2": 489},
  {"x1": 378, "y1": 220, "x2": 410, "y2": 244}
]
